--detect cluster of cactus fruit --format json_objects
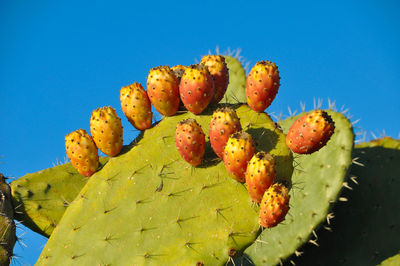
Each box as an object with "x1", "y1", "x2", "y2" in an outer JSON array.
[
  {"x1": 2, "y1": 50, "x2": 399, "y2": 266},
  {"x1": 64, "y1": 55, "x2": 335, "y2": 230}
]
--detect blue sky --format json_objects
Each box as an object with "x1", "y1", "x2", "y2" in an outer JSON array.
[{"x1": 1, "y1": 0, "x2": 399, "y2": 264}]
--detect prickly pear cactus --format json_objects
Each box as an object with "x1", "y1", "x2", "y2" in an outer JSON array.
[
  {"x1": 9, "y1": 53, "x2": 248, "y2": 241},
  {"x1": 10, "y1": 158, "x2": 108, "y2": 237},
  {"x1": 234, "y1": 110, "x2": 354, "y2": 265},
  {"x1": 36, "y1": 105, "x2": 293, "y2": 265},
  {"x1": 296, "y1": 137, "x2": 400, "y2": 265},
  {"x1": 0, "y1": 174, "x2": 16, "y2": 266},
  {"x1": 221, "y1": 56, "x2": 247, "y2": 104}
]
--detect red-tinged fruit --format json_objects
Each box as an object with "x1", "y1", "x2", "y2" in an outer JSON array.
[
  {"x1": 209, "y1": 107, "x2": 241, "y2": 159},
  {"x1": 179, "y1": 64, "x2": 214, "y2": 114},
  {"x1": 147, "y1": 66, "x2": 180, "y2": 116},
  {"x1": 246, "y1": 61, "x2": 280, "y2": 112},
  {"x1": 175, "y1": 118, "x2": 205, "y2": 166},
  {"x1": 245, "y1": 152, "x2": 276, "y2": 203},
  {"x1": 200, "y1": 55, "x2": 229, "y2": 103},
  {"x1": 286, "y1": 110, "x2": 335, "y2": 154},
  {"x1": 120, "y1": 82, "x2": 152, "y2": 131},
  {"x1": 65, "y1": 129, "x2": 99, "y2": 177},
  {"x1": 259, "y1": 183, "x2": 290, "y2": 228},
  {"x1": 223, "y1": 131, "x2": 256, "y2": 182},
  {"x1": 90, "y1": 106, "x2": 123, "y2": 157}
]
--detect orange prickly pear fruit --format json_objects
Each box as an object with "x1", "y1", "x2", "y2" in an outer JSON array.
[
  {"x1": 246, "y1": 61, "x2": 280, "y2": 112},
  {"x1": 90, "y1": 106, "x2": 123, "y2": 157},
  {"x1": 120, "y1": 82, "x2": 152, "y2": 131},
  {"x1": 179, "y1": 64, "x2": 214, "y2": 114},
  {"x1": 65, "y1": 129, "x2": 99, "y2": 177},
  {"x1": 147, "y1": 66, "x2": 180, "y2": 116},
  {"x1": 200, "y1": 55, "x2": 229, "y2": 103},
  {"x1": 245, "y1": 152, "x2": 276, "y2": 203},
  {"x1": 209, "y1": 107, "x2": 241, "y2": 159},
  {"x1": 223, "y1": 131, "x2": 256, "y2": 182},
  {"x1": 175, "y1": 118, "x2": 205, "y2": 166},
  {"x1": 259, "y1": 183, "x2": 290, "y2": 228},
  {"x1": 286, "y1": 110, "x2": 335, "y2": 154}
]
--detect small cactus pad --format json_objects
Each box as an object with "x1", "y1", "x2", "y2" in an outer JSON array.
[
  {"x1": 221, "y1": 56, "x2": 247, "y2": 104},
  {"x1": 0, "y1": 174, "x2": 16, "y2": 266},
  {"x1": 10, "y1": 158, "x2": 108, "y2": 237},
  {"x1": 296, "y1": 137, "x2": 400, "y2": 265},
  {"x1": 237, "y1": 110, "x2": 354, "y2": 265},
  {"x1": 37, "y1": 105, "x2": 293, "y2": 265}
]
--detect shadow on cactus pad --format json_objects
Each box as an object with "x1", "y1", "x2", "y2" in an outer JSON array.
[{"x1": 294, "y1": 137, "x2": 400, "y2": 266}]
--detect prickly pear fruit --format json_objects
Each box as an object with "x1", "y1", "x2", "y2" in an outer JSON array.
[
  {"x1": 246, "y1": 61, "x2": 280, "y2": 112},
  {"x1": 201, "y1": 55, "x2": 229, "y2": 103},
  {"x1": 209, "y1": 107, "x2": 241, "y2": 159},
  {"x1": 90, "y1": 106, "x2": 123, "y2": 157},
  {"x1": 179, "y1": 64, "x2": 214, "y2": 114},
  {"x1": 223, "y1": 131, "x2": 256, "y2": 182},
  {"x1": 147, "y1": 66, "x2": 180, "y2": 116},
  {"x1": 175, "y1": 118, "x2": 205, "y2": 166},
  {"x1": 245, "y1": 151, "x2": 276, "y2": 203},
  {"x1": 120, "y1": 82, "x2": 152, "y2": 131},
  {"x1": 259, "y1": 182, "x2": 290, "y2": 228},
  {"x1": 286, "y1": 110, "x2": 335, "y2": 154},
  {"x1": 65, "y1": 129, "x2": 99, "y2": 177}
]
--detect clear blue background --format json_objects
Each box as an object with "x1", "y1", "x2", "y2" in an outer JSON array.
[{"x1": 1, "y1": 0, "x2": 399, "y2": 264}]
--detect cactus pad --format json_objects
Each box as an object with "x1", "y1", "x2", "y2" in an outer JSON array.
[
  {"x1": 297, "y1": 137, "x2": 400, "y2": 265},
  {"x1": 36, "y1": 105, "x2": 293, "y2": 265},
  {"x1": 221, "y1": 56, "x2": 247, "y2": 104},
  {"x1": 237, "y1": 110, "x2": 354, "y2": 265},
  {"x1": 11, "y1": 158, "x2": 108, "y2": 237}
]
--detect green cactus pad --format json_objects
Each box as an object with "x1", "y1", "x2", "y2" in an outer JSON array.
[
  {"x1": 0, "y1": 174, "x2": 16, "y2": 266},
  {"x1": 236, "y1": 110, "x2": 354, "y2": 265},
  {"x1": 10, "y1": 158, "x2": 108, "y2": 237},
  {"x1": 221, "y1": 56, "x2": 247, "y2": 104},
  {"x1": 36, "y1": 105, "x2": 293, "y2": 265},
  {"x1": 380, "y1": 253, "x2": 400, "y2": 266},
  {"x1": 296, "y1": 137, "x2": 400, "y2": 265}
]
